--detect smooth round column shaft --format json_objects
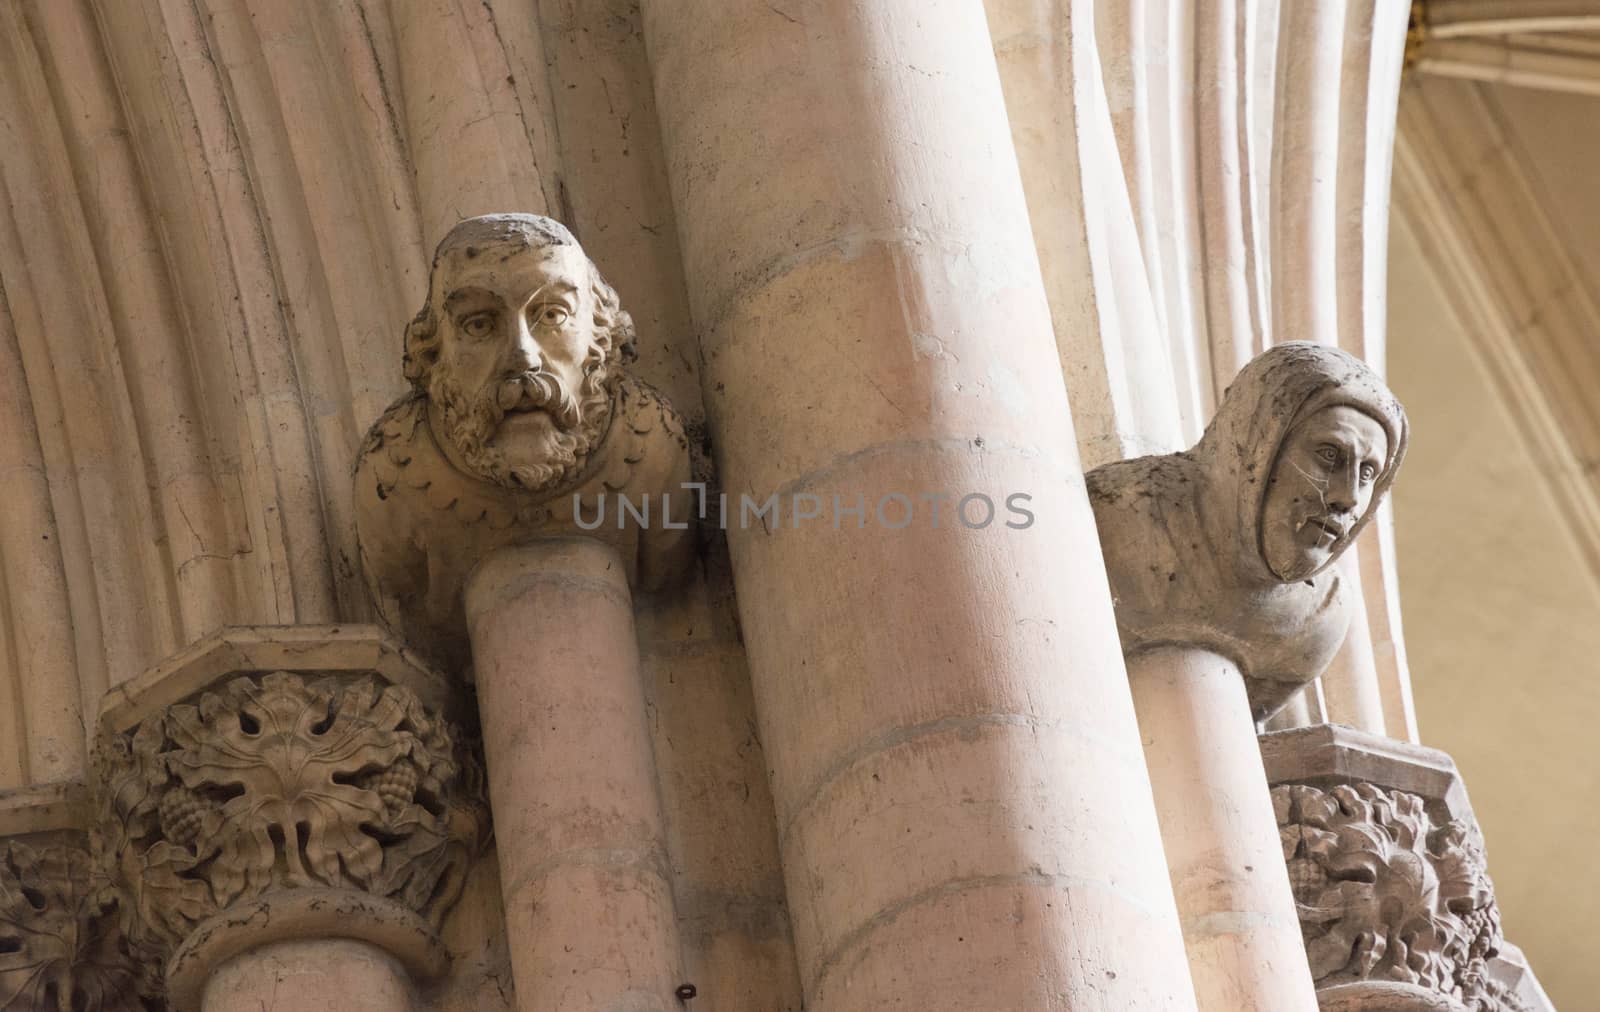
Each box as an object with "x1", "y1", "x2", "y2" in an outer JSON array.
[
  {"x1": 1319, "y1": 552, "x2": 1389, "y2": 734},
  {"x1": 1128, "y1": 647, "x2": 1319, "y2": 1012},
  {"x1": 465, "y1": 539, "x2": 682, "y2": 1012},
  {"x1": 201, "y1": 938, "x2": 415, "y2": 1012},
  {"x1": 642, "y1": 2, "x2": 1196, "y2": 1007}
]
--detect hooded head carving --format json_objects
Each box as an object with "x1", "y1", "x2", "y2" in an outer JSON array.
[{"x1": 1086, "y1": 343, "x2": 1408, "y2": 721}]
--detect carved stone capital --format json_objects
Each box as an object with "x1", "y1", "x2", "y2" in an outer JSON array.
[
  {"x1": 1263, "y1": 725, "x2": 1541, "y2": 1011},
  {"x1": 93, "y1": 627, "x2": 484, "y2": 998},
  {"x1": 0, "y1": 784, "x2": 149, "y2": 1010}
]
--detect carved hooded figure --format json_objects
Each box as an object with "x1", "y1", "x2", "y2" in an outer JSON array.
[{"x1": 1087, "y1": 342, "x2": 1408, "y2": 721}]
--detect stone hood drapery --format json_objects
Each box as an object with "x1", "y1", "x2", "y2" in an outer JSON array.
[{"x1": 1087, "y1": 342, "x2": 1409, "y2": 720}]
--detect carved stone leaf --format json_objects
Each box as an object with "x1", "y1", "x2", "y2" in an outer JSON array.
[
  {"x1": 113, "y1": 841, "x2": 214, "y2": 956},
  {"x1": 0, "y1": 842, "x2": 146, "y2": 1011},
  {"x1": 169, "y1": 673, "x2": 408, "y2": 903},
  {"x1": 99, "y1": 666, "x2": 483, "y2": 982},
  {"x1": 1276, "y1": 781, "x2": 1513, "y2": 1009}
]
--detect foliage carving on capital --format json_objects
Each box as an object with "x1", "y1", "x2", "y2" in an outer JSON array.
[
  {"x1": 0, "y1": 839, "x2": 150, "y2": 1011},
  {"x1": 354, "y1": 213, "x2": 694, "y2": 668},
  {"x1": 98, "y1": 670, "x2": 483, "y2": 970},
  {"x1": 1086, "y1": 343, "x2": 1410, "y2": 720},
  {"x1": 1274, "y1": 782, "x2": 1526, "y2": 1011}
]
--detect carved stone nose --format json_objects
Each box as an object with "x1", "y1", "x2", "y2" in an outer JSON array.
[{"x1": 507, "y1": 330, "x2": 542, "y2": 372}]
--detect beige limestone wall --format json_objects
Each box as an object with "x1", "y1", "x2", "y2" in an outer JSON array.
[
  {"x1": 1388, "y1": 213, "x2": 1600, "y2": 1010},
  {"x1": 0, "y1": 1, "x2": 797, "y2": 1007}
]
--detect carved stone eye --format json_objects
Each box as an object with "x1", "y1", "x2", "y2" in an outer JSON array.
[
  {"x1": 1360, "y1": 463, "x2": 1378, "y2": 483},
  {"x1": 460, "y1": 312, "x2": 497, "y2": 339},
  {"x1": 1315, "y1": 446, "x2": 1339, "y2": 466},
  {"x1": 534, "y1": 305, "x2": 571, "y2": 327}
]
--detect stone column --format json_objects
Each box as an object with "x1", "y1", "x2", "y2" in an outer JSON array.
[
  {"x1": 641, "y1": 3, "x2": 1195, "y2": 1007},
  {"x1": 1318, "y1": 553, "x2": 1389, "y2": 733},
  {"x1": 95, "y1": 627, "x2": 482, "y2": 1012},
  {"x1": 201, "y1": 938, "x2": 418, "y2": 1012},
  {"x1": 464, "y1": 540, "x2": 682, "y2": 1012},
  {"x1": 168, "y1": 892, "x2": 444, "y2": 1012},
  {"x1": 1128, "y1": 648, "x2": 1317, "y2": 1011}
]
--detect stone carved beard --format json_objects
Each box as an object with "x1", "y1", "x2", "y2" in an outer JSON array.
[{"x1": 429, "y1": 350, "x2": 613, "y2": 494}]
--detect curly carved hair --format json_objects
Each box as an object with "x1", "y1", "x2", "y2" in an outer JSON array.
[{"x1": 401, "y1": 214, "x2": 636, "y2": 390}]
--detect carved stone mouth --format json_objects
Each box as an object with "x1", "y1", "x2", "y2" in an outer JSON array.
[
  {"x1": 506, "y1": 392, "x2": 549, "y2": 415},
  {"x1": 1309, "y1": 517, "x2": 1345, "y2": 539}
]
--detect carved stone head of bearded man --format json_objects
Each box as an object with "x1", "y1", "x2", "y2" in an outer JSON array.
[
  {"x1": 356, "y1": 213, "x2": 693, "y2": 670},
  {"x1": 402, "y1": 213, "x2": 633, "y2": 495}
]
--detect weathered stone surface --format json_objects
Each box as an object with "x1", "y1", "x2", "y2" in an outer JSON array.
[
  {"x1": 1088, "y1": 341, "x2": 1409, "y2": 721},
  {"x1": 354, "y1": 214, "x2": 694, "y2": 671},
  {"x1": 0, "y1": 782, "x2": 90, "y2": 840},
  {"x1": 1264, "y1": 725, "x2": 1537, "y2": 1012}
]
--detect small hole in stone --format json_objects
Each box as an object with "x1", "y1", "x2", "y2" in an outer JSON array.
[
  {"x1": 238, "y1": 712, "x2": 261, "y2": 735},
  {"x1": 309, "y1": 700, "x2": 336, "y2": 736}
]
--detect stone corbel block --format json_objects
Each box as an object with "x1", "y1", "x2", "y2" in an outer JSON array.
[
  {"x1": 93, "y1": 625, "x2": 486, "y2": 1010},
  {"x1": 1262, "y1": 723, "x2": 1552, "y2": 1012},
  {"x1": 353, "y1": 214, "x2": 696, "y2": 673}
]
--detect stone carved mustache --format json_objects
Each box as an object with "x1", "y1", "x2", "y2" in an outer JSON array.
[{"x1": 491, "y1": 371, "x2": 582, "y2": 432}]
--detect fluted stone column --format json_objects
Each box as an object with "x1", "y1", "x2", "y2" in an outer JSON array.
[
  {"x1": 641, "y1": 3, "x2": 1195, "y2": 1007},
  {"x1": 465, "y1": 540, "x2": 682, "y2": 1012},
  {"x1": 94, "y1": 626, "x2": 482, "y2": 1012}
]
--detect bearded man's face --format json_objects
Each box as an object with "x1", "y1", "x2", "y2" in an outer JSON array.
[{"x1": 426, "y1": 240, "x2": 614, "y2": 492}]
